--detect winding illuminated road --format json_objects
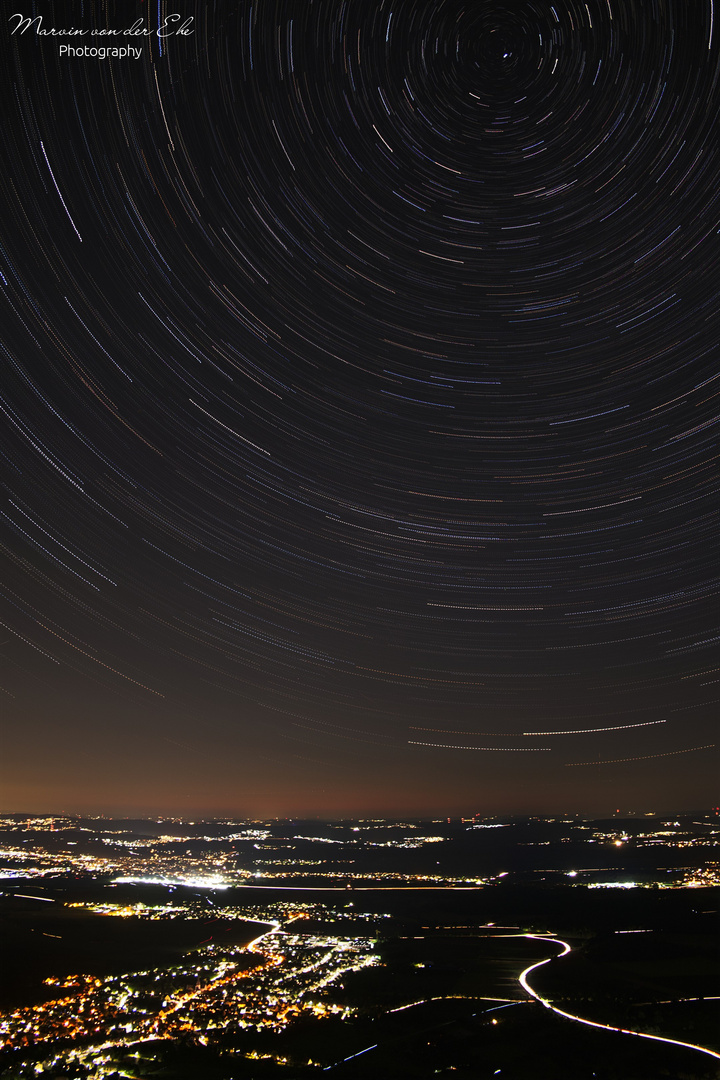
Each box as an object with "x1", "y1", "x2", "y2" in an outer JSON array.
[{"x1": 518, "y1": 933, "x2": 720, "y2": 1063}]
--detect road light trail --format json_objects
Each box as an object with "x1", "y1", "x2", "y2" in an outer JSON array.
[
  {"x1": 323, "y1": 996, "x2": 528, "y2": 1070},
  {"x1": 150, "y1": 917, "x2": 286, "y2": 1032},
  {"x1": 518, "y1": 934, "x2": 720, "y2": 1062}
]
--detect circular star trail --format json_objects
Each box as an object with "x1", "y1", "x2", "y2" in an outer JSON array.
[{"x1": 0, "y1": 1, "x2": 718, "y2": 813}]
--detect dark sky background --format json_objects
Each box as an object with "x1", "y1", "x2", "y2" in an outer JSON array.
[{"x1": 1, "y1": 1, "x2": 717, "y2": 818}]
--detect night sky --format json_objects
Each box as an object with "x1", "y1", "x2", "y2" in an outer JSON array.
[{"x1": 1, "y1": 1, "x2": 718, "y2": 818}]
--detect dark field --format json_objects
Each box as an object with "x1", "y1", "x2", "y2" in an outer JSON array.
[{"x1": 0, "y1": 896, "x2": 259, "y2": 1009}]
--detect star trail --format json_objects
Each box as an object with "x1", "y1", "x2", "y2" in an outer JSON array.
[{"x1": 0, "y1": 1, "x2": 717, "y2": 817}]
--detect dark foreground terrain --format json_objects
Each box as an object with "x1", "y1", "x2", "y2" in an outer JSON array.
[
  {"x1": 1, "y1": 878, "x2": 718, "y2": 1079},
  {"x1": 1, "y1": 813, "x2": 718, "y2": 1078}
]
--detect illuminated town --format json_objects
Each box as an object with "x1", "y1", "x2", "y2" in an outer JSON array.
[
  {"x1": 0, "y1": 813, "x2": 718, "y2": 1077},
  {"x1": 1, "y1": 903, "x2": 378, "y2": 1075}
]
